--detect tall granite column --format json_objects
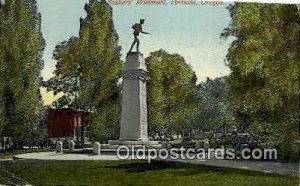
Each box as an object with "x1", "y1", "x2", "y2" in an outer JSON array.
[{"x1": 119, "y1": 52, "x2": 149, "y2": 141}]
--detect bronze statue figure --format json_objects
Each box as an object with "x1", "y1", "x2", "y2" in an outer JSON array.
[{"x1": 128, "y1": 19, "x2": 150, "y2": 55}]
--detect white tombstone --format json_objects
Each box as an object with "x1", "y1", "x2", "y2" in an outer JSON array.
[
  {"x1": 93, "y1": 142, "x2": 101, "y2": 155},
  {"x1": 56, "y1": 141, "x2": 63, "y2": 153},
  {"x1": 68, "y1": 140, "x2": 75, "y2": 151}
]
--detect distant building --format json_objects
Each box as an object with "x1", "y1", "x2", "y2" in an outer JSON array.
[{"x1": 46, "y1": 108, "x2": 91, "y2": 142}]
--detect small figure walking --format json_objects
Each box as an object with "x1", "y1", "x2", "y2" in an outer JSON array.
[{"x1": 128, "y1": 19, "x2": 150, "y2": 55}]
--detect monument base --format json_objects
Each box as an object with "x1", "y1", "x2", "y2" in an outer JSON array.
[
  {"x1": 95, "y1": 140, "x2": 161, "y2": 155},
  {"x1": 108, "y1": 140, "x2": 160, "y2": 146}
]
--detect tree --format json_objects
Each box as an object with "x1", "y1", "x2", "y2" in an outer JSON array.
[
  {"x1": 146, "y1": 49, "x2": 198, "y2": 139},
  {"x1": 0, "y1": 1, "x2": 5, "y2": 138},
  {"x1": 44, "y1": 0, "x2": 122, "y2": 143},
  {"x1": 0, "y1": 0, "x2": 45, "y2": 148},
  {"x1": 194, "y1": 77, "x2": 236, "y2": 141},
  {"x1": 222, "y1": 3, "x2": 299, "y2": 159},
  {"x1": 43, "y1": 37, "x2": 80, "y2": 109}
]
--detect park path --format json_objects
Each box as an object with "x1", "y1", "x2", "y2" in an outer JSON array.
[
  {"x1": 173, "y1": 158, "x2": 299, "y2": 176},
  {"x1": 11, "y1": 152, "x2": 299, "y2": 177},
  {"x1": 0, "y1": 158, "x2": 12, "y2": 161}
]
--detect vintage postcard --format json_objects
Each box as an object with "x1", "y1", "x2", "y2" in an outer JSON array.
[{"x1": 0, "y1": 0, "x2": 299, "y2": 185}]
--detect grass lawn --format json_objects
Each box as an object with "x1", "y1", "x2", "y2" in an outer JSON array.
[{"x1": 0, "y1": 160, "x2": 298, "y2": 186}]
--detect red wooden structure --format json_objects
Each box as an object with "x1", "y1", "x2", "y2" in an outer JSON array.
[{"x1": 47, "y1": 108, "x2": 91, "y2": 139}]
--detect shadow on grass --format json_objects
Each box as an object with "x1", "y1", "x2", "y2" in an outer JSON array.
[
  {"x1": 1, "y1": 159, "x2": 292, "y2": 179},
  {"x1": 101, "y1": 160, "x2": 275, "y2": 177},
  {"x1": 0, "y1": 159, "x2": 297, "y2": 186}
]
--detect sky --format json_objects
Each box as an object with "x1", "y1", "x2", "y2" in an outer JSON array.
[{"x1": 36, "y1": 0, "x2": 233, "y2": 104}]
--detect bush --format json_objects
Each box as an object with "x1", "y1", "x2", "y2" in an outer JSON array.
[{"x1": 277, "y1": 142, "x2": 299, "y2": 162}]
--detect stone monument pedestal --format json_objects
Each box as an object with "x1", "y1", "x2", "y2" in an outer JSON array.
[
  {"x1": 108, "y1": 140, "x2": 158, "y2": 145},
  {"x1": 108, "y1": 52, "x2": 159, "y2": 147}
]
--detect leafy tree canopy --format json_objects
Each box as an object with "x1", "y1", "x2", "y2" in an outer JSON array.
[
  {"x1": 0, "y1": 0, "x2": 44, "y2": 145},
  {"x1": 146, "y1": 49, "x2": 198, "y2": 139},
  {"x1": 44, "y1": 0, "x2": 122, "y2": 143},
  {"x1": 222, "y1": 3, "x2": 299, "y2": 156}
]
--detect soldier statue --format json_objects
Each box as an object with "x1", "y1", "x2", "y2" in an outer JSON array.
[{"x1": 128, "y1": 19, "x2": 150, "y2": 55}]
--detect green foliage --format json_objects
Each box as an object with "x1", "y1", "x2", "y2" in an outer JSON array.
[
  {"x1": 0, "y1": 2, "x2": 5, "y2": 137},
  {"x1": 222, "y1": 3, "x2": 299, "y2": 158},
  {"x1": 146, "y1": 50, "x2": 198, "y2": 139},
  {"x1": 195, "y1": 77, "x2": 236, "y2": 139},
  {"x1": 0, "y1": 0, "x2": 44, "y2": 144},
  {"x1": 44, "y1": 0, "x2": 122, "y2": 142},
  {"x1": 88, "y1": 99, "x2": 120, "y2": 142}
]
